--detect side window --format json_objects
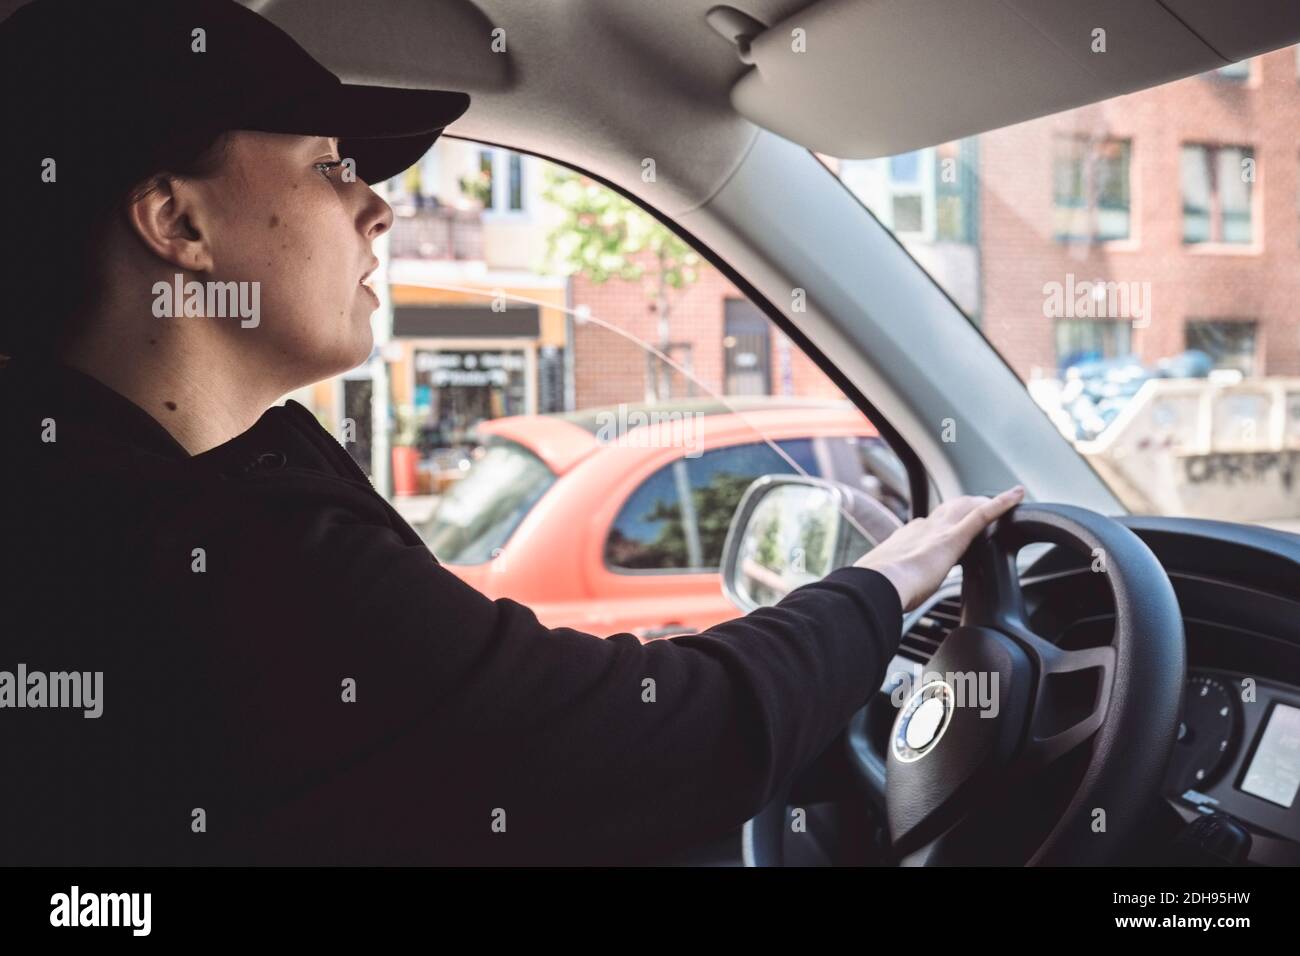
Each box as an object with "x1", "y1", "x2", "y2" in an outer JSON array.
[
  {"x1": 606, "y1": 439, "x2": 819, "y2": 572},
  {"x1": 843, "y1": 435, "x2": 912, "y2": 523},
  {"x1": 307, "y1": 138, "x2": 917, "y2": 598}
]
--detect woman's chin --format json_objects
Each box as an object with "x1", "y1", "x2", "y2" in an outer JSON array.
[
  {"x1": 340, "y1": 327, "x2": 374, "y2": 372},
  {"x1": 307, "y1": 328, "x2": 374, "y2": 382}
]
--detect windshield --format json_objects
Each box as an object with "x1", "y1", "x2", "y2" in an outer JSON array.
[
  {"x1": 423, "y1": 439, "x2": 556, "y2": 563},
  {"x1": 824, "y1": 48, "x2": 1300, "y2": 533}
]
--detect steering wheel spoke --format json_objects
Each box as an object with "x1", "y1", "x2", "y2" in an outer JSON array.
[
  {"x1": 979, "y1": 606, "x2": 1118, "y2": 767},
  {"x1": 959, "y1": 531, "x2": 1027, "y2": 631},
  {"x1": 1023, "y1": 642, "x2": 1116, "y2": 767}
]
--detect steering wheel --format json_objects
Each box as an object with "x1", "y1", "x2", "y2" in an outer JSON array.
[{"x1": 743, "y1": 503, "x2": 1185, "y2": 866}]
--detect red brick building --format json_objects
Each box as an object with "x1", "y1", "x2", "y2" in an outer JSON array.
[
  {"x1": 573, "y1": 51, "x2": 1300, "y2": 410},
  {"x1": 980, "y1": 47, "x2": 1300, "y2": 380},
  {"x1": 570, "y1": 248, "x2": 845, "y2": 408}
]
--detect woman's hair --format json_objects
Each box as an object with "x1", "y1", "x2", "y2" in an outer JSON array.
[{"x1": 0, "y1": 128, "x2": 232, "y2": 360}]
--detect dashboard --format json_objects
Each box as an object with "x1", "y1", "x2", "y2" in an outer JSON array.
[
  {"x1": 1167, "y1": 670, "x2": 1300, "y2": 851},
  {"x1": 861, "y1": 515, "x2": 1300, "y2": 866}
]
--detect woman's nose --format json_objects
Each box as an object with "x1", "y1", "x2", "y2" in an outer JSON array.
[{"x1": 360, "y1": 185, "x2": 394, "y2": 239}]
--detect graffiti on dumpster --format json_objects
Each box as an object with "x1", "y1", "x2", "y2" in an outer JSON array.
[{"x1": 1184, "y1": 451, "x2": 1298, "y2": 493}]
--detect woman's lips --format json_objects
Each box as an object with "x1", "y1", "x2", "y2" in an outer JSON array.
[{"x1": 358, "y1": 257, "x2": 381, "y2": 306}]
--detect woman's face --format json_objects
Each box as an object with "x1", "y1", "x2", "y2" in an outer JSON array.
[{"x1": 190, "y1": 131, "x2": 392, "y2": 386}]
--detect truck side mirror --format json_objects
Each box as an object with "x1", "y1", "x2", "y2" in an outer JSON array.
[{"x1": 720, "y1": 475, "x2": 904, "y2": 612}]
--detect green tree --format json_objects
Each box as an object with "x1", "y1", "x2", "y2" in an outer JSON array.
[
  {"x1": 753, "y1": 510, "x2": 784, "y2": 571},
  {"x1": 797, "y1": 512, "x2": 830, "y2": 577},
  {"x1": 637, "y1": 471, "x2": 761, "y2": 568}
]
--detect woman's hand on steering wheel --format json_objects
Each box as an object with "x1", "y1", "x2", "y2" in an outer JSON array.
[{"x1": 855, "y1": 485, "x2": 1025, "y2": 612}]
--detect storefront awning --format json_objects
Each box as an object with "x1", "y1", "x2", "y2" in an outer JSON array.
[{"x1": 393, "y1": 304, "x2": 540, "y2": 338}]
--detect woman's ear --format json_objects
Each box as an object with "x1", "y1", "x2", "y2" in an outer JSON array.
[{"x1": 123, "y1": 175, "x2": 215, "y2": 273}]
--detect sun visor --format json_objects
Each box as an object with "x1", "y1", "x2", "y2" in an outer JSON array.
[
  {"x1": 253, "y1": 0, "x2": 509, "y2": 92},
  {"x1": 724, "y1": 0, "x2": 1300, "y2": 158}
]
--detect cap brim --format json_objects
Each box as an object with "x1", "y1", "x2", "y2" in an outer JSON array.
[
  {"x1": 342, "y1": 128, "x2": 446, "y2": 185},
  {"x1": 249, "y1": 83, "x2": 471, "y2": 184}
]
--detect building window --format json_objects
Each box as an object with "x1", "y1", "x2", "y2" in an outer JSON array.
[
  {"x1": 1054, "y1": 319, "x2": 1133, "y2": 371},
  {"x1": 477, "y1": 149, "x2": 494, "y2": 202},
  {"x1": 886, "y1": 150, "x2": 926, "y2": 233},
  {"x1": 1182, "y1": 144, "x2": 1253, "y2": 244},
  {"x1": 471, "y1": 148, "x2": 530, "y2": 216},
  {"x1": 507, "y1": 153, "x2": 524, "y2": 211},
  {"x1": 836, "y1": 141, "x2": 977, "y2": 243},
  {"x1": 1213, "y1": 59, "x2": 1251, "y2": 81},
  {"x1": 1186, "y1": 320, "x2": 1258, "y2": 375},
  {"x1": 1053, "y1": 136, "x2": 1131, "y2": 242},
  {"x1": 934, "y1": 140, "x2": 977, "y2": 243}
]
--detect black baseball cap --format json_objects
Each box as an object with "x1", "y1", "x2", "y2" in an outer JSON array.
[
  {"x1": 0, "y1": 0, "x2": 470, "y2": 189},
  {"x1": 0, "y1": 0, "x2": 469, "y2": 356}
]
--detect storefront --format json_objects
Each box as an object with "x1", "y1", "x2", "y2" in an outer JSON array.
[
  {"x1": 410, "y1": 340, "x2": 535, "y2": 474},
  {"x1": 389, "y1": 301, "x2": 567, "y2": 493}
]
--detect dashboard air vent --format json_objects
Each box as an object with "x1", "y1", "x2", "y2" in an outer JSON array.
[{"x1": 898, "y1": 594, "x2": 962, "y2": 665}]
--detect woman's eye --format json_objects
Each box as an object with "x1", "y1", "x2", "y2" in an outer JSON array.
[{"x1": 315, "y1": 160, "x2": 344, "y2": 181}]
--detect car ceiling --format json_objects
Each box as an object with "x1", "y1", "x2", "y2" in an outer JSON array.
[
  {"x1": 733, "y1": 0, "x2": 1300, "y2": 158},
  {"x1": 244, "y1": 0, "x2": 791, "y2": 216},
  {"x1": 245, "y1": 0, "x2": 1300, "y2": 215},
  {"x1": 7, "y1": 0, "x2": 1300, "y2": 217}
]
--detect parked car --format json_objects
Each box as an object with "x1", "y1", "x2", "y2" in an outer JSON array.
[{"x1": 420, "y1": 397, "x2": 908, "y2": 639}]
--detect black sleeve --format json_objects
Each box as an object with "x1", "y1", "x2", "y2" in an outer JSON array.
[{"x1": 207, "y1": 507, "x2": 903, "y2": 865}]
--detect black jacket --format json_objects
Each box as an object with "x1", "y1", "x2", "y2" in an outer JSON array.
[{"x1": 0, "y1": 358, "x2": 903, "y2": 865}]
